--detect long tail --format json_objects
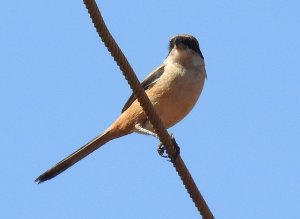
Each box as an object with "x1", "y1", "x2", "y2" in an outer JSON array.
[{"x1": 35, "y1": 129, "x2": 124, "y2": 183}]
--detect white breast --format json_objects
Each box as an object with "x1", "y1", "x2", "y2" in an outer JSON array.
[{"x1": 145, "y1": 49, "x2": 206, "y2": 129}]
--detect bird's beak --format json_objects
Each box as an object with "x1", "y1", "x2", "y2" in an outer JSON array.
[{"x1": 174, "y1": 42, "x2": 187, "y2": 50}]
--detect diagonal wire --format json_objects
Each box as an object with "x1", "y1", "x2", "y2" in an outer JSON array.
[{"x1": 82, "y1": 1, "x2": 214, "y2": 218}]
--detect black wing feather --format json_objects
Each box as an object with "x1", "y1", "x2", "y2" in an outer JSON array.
[{"x1": 121, "y1": 63, "x2": 166, "y2": 113}]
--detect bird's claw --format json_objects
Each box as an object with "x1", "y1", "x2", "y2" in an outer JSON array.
[
  {"x1": 157, "y1": 134, "x2": 180, "y2": 162},
  {"x1": 157, "y1": 143, "x2": 169, "y2": 158}
]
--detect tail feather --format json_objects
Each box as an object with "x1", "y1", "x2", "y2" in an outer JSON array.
[{"x1": 35, "y1": 130, "x2": 122, "y2": 183}]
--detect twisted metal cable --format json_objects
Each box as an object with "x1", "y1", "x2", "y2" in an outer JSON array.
[{"x1": 82, "y1": 1, "x2": 214, "y2": 218}]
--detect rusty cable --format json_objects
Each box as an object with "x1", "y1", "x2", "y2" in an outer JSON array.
[{"x1": 82, "y1": 1, "x2": 214, "y2": 218}]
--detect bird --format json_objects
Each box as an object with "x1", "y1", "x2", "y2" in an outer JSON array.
[{"x1": 35, "y1": 34, "x2": 207, "y2": 183}]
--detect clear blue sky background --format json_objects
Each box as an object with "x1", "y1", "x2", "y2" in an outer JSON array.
[{"x1": 1, "y1": 1, "x2": 299, "y2": 218}]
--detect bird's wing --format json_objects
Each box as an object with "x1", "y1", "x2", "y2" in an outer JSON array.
[{"x1": 121, "y1": 63, "x2": 166, "y2": 113}]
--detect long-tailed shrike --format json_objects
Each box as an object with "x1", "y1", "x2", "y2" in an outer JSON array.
[{"x1": 35, "y1": 34, "x2": 206, "y2": 183}]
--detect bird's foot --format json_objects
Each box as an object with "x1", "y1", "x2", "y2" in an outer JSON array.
[{"x1": 157, "y1": 134, "x2": 180, "y2": 162}]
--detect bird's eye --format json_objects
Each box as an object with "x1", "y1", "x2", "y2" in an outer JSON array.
[
  {"x1": 168, "y1": 40, "x2": 175, "y2": 52},
  {"x1": 175, "y1": 38, "x2": 183, "y2": 45}
]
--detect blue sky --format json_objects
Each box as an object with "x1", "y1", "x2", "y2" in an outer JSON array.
[{"x1": 1, "y1": 1, "x2": 299, "y2": 218}]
